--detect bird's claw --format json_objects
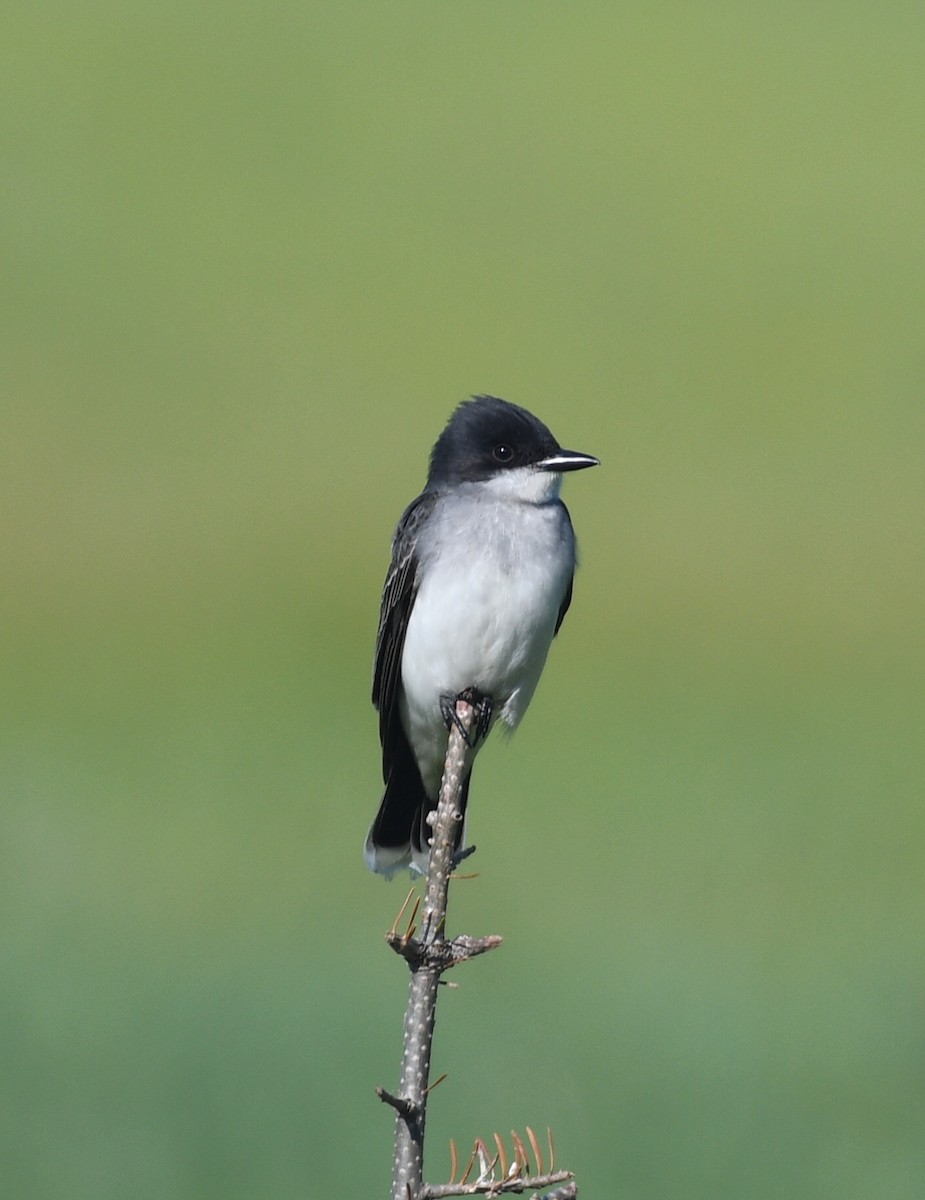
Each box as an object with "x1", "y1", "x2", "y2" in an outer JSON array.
[{"x1": 439, "y1": 689, "x2": 493, "y2": 748}]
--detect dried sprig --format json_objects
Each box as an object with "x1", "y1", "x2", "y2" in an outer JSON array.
[{"x1": 416, "y1": 1129, "x2": 573, "y2": 1198}]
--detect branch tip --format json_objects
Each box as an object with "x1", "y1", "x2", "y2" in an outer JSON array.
[{"x1": 375, "y1": 1085, "x2": 416, "y2": 1118}]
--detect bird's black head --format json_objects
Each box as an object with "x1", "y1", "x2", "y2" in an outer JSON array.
[{"x1": 427, "y1": 395, "x2": 598, "y2": 488}]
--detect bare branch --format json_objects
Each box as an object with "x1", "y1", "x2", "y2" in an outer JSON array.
[
  {"x1": 387, "y1": 699, "x2": 480, "y2": 1200},
  {"x1": 378, "y1": 697, "x2": 578, "y2": 1199}
]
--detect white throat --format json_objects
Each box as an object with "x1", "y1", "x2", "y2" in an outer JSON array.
[{"x1": 478, "y1": 465, "x2": 563, "y2": 505}]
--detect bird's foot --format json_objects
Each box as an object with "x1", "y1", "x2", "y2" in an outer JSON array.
[{"x1": 439, "y1": 689, "x2": 493, "y2": 748}]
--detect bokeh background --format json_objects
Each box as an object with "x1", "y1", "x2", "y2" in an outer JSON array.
[{"x1": 4, "y1": 4, "x2": 924, "y2": 1197}]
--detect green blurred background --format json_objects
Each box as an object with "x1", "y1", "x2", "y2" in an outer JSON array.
[{"x1": 3, "y1": 4, "x2": 924, "y2": 1197}]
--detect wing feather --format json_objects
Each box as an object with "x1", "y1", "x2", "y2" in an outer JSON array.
[
  {"x1": 372, "y1": 492, "x2": 437, "y2": 780},
  {"x1": 554, "y1": 573, "x2": 574, "y2": 635}
]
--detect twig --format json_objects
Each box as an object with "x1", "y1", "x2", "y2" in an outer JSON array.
[
  {"x1": 377, "y1": 697, "x2": 575, "y2": 1199},
  {"x1": 383, "y1": 699, "x2": 504, "y2": 1200}
]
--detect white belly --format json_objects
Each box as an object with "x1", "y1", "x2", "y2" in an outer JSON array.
[{"x1": 399, "y1": 495, "x2": 573, "y2": 794}]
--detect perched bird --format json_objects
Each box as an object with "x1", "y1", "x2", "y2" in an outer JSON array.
[{"x1": 365, "y1": 395, "x2": 598, "y2": 876}]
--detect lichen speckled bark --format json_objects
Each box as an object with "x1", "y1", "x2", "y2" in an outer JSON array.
[{"x1": 389, "y1": 700, "x2": 474, "y2": 1200}]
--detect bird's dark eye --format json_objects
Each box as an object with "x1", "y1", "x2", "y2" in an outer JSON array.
[{"x1": 492, "y1": 443, "x2": 514, "y2": 464}]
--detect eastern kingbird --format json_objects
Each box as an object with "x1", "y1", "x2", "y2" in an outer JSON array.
[{"x1": 365, "y1": 395, "x2": 598, "y2": 876}]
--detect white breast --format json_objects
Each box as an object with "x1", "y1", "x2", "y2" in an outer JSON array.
[{"x1": 399, "y1": 479, "x2": 574, "y2": 794}]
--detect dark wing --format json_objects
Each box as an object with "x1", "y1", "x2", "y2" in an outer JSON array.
[
  {"x1": 554, "y1": 573, "x2": 574, "y2": 635},
  {"x1": 372, "y1": 491, "x2": 438, "y2": 780},
  {"x1": 553, "y1": 501, "x2": 577, "y2": 635}
]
